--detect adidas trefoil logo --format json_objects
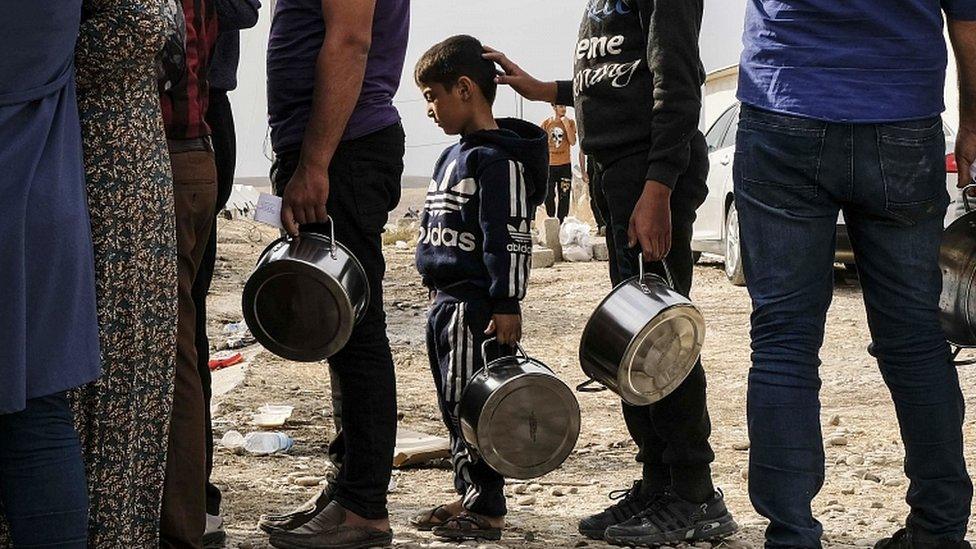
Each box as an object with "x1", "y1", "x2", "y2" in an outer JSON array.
[{"x1": 425, "y1": 159, "x2": 477, "y2": 215}]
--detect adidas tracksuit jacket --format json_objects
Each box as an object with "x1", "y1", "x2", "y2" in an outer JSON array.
[{"x1": 416, "y1": 118, "x2": 548, "y2": 516}]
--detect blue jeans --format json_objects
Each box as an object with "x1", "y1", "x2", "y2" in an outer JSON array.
[
  {"x1": 0, "y1": 393, "x2": 89, "y2": 548},
  {"x1": 734, "y1": 105, "x2": 972, "y2": 548}
]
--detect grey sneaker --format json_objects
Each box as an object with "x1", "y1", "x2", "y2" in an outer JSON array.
[
  {"x1": 204, "y1": 514, "x2": 225, "y2": 548},
  {"x1": 604, "y1": 490, "x2": 738, "y2": 547}
]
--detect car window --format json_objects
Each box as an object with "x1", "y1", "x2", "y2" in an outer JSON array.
[
  {"x1": 705, "y1": 105, "x2": 737, "y2": 152},
  {"x1": 719, "y1": 107, "x2": 740, "y2": 149}
]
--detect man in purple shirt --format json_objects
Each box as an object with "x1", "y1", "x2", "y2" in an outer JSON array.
[
  {"x1": 261, "y1": 1, "x2": 409, "y2": 548},
  {"x1": 735, "y1": 2, "x2": 976, "y2": 548}
]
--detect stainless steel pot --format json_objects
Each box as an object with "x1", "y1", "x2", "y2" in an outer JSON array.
[
  {"x1": 458, "y1": 341, "x2": 580, "y2": 480},
  {"x1": 242, "y1": 219, "x2": 369, "y2": 362},
  {"x1": 940, "y1": 184, "x2": 976, "y2": 362},
  {"x1": 578, "y1": 257, "x2": 705, "y2": 406}
]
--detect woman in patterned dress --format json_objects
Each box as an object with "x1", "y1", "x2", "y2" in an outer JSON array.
[{"x1": 70, "y1": 0, "x2": 180, "y2": 546}]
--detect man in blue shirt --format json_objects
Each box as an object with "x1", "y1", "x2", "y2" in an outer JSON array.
[{"x1": 735, "y1": 2, "x2": 976, "y2": 548}]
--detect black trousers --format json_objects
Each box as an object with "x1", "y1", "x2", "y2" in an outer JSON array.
[
  {"x1": 590, "y1": 138, "x2": 715, "y2": 503},
  {"x1": 586, "y1": 156, "x2": 605, "y2": 228},
  {"x1": 544, "y1": 163, "x2": 573, "y2": 223},
  {"x1": 192, "y1": 88, "x2": 236, "y2": 516},
  {"x1": 271, "y1": 123, "x2": 404, "y2": 519},
  {"x1": 426, "y1": 295, "x2": 507, "y2": 517}
]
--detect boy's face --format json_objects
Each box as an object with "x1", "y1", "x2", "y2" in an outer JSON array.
[
  {"x1": 553, "y1": 105, "x2": 567, "y2": 117},
  {"x1": 421, "y1": 81, "x2": 469, "y2": 136}
]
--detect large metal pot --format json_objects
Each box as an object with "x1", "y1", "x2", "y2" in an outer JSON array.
[
  {"x1": 940, "y1": 184, "x2": 976, "y2": 355},
  {"x1": 578, "y1": 257, "x2": 705, "y2": 406},
  {"x1": 242, "y1": 220, "x2": 369, "y2": 362},
  {"x1": 458, "y1": 341, "x2": 580, "y2": 480}
]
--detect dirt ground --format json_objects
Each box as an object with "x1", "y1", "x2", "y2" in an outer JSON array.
[{"x1": 206, "y1": 217, "x2": 976, "y2": 549}]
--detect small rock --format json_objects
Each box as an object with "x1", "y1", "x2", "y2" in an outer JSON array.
[
  {"x1": 827, "y1": 436, "x2": 849, "y2": 447},
  {"x1": 847, "y1": 455, "x2": 865, "y2": 466},
  {"x1": 292, "y1": 476, "x2": 324, "y2": 487},
  {"x1": 528, "y1": 483, "x2": 543, "y2": 493},
  {"x1": 395, "y1": 240, "x2": 409, "y2": 250},
  {"x1": 524, "y1": 531, "x2": 536, "y2": 542},
  {"x1": 864, "y1": 472, "x2": 882, "y2": 483},
  {"x1": 517, "y1": 496, "x2": 537, "y2": 506},
  {"x1": 568, "y1": 487, "x2": 579, "y2": 494},
  {"x1": 514, "y1": 484, "x2": 528, "y2": 495},
  {"x1": 871, "y1": 501, "x2": 884, "y2": 509},
  {"x1": 825, "y1": 504, "x2": 845, "y2": 512},
  {"x1": 884, "y1": 478, "x2": 906, "y2": 487},
  {"x1": 732, "y1": 441, "x2": 750, "y2": 451},
  {"x1": 827, "y1": 499, "x2": 839, "y2": 505},
  {"x1": 740, "y1": 468, "x2": 749, "y2": 481},
  {"x1": 842, "y1": 488, "x2": 856, "y2": 495},
  {"x1": 552, "y1": 488, "x2": 566, "y2": 497},
  {"x1": 829, "y1": 414, "x2": 842, "y2": 426}
]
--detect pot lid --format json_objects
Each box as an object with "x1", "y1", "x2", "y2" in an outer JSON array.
[
  {"x1": 616, "y1": 305, "x2": 705, "y2": 406},
  {"x1": 245, "y1": 262, "x2": 355, "y2": 362},
  {"x1": 476, "y1": 373, "x2": 580, "y2": 480}
]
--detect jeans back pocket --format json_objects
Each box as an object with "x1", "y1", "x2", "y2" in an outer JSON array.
[{"x1": 877, "y1": 118, "x2": 947, "y2": 225}]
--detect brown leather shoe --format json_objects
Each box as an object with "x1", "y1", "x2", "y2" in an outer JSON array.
[
  {"x1": 268, "y1": 502, "x2": 393, "y2": 549},
  {"x1": 259, "y1": 482, "x2": 336, "y2": 534}
]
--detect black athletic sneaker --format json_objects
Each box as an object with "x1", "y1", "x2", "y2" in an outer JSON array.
[
  {"x1": 579, "y1": 481, "x2": 657, "y2": 540},
  {"x1": 875, "y1": 529, "x2": 972, "y2": 549},
  {"x1": 604, "y1": 489, "x2": 738, "y2": 547}
]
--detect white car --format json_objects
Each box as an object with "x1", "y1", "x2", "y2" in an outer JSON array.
[{"x1": 692, "y1": 102, "x2": 965, "y2": 286}]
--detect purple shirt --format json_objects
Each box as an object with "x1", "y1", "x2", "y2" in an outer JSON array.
[{"x1": 267, "y1": 0, "x2": 409, "y2": 153}]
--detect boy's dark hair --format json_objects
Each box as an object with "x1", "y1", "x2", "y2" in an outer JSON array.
[{"x1": 415, "y1": 35, "x2": 498, "y2": 105}]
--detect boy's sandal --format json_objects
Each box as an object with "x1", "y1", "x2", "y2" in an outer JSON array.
[
  {"x1": 410, "y1": 504, "x2": 456, "y2": 531},
  {"x1": 432, "y1": 512, "x2": 503, "y2": 541}
]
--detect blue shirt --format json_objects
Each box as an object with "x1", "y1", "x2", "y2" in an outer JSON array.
[
  {"x1": 267, "y1": 0, "x2": 409, "y2": 153},
  {"x1": 738, "y1": 0, "x2": 976, "y2": 123}
]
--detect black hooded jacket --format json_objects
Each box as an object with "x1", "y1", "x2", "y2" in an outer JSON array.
[{"x1": 416, "y1": 118, "x2": 549, "y2": 314}]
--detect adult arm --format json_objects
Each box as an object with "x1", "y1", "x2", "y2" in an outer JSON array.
[
  {"x1": 76, "y1": 0, "x2": 168, "y2": 88},
  {"x1": 280, "y1": 0, "x2": 376, "y2": 235},
  {"x1": 948, "y1": 17, "x2": 976, "y2": 188},
  {"x1": 214, "y1": 0, "x2": 261, "y2": 32}
]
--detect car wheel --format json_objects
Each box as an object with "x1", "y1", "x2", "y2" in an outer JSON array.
[{"x1": 725, "y1": 202, "x2": 746, "y2": 286}]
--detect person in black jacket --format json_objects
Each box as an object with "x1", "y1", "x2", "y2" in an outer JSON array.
[
  {"x1": 409, "y1": 35, "x2": 548, "y2": 542},
  {"x1": 484, "y1": 1, "x2": 737, "y2": 545}
]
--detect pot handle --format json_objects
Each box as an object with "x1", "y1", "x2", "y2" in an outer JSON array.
[
  {"x1": 962, "y1": 183, "x2": 976, "y2": 213},
  {"x1": 576, "y1": 379, "x2": 607, "y2": 393},
  {"x1": 288, "y1": 216, "x2": 338, "y2": 260},
  {"x1": 951, "y1": 345, "x2": 976, "y2": 367},
  {"x1": 481, "y1": 337, "x2": 529, "y2": 368},
  {"x1": 638, "y1": 252, "x2": 675, "y2": 289}
]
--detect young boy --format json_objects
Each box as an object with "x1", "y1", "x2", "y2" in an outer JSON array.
[
  {"x1": 411, "y1": 35, "x2": 548, "y2": 541},
  {"x1": 540, "y1": 103, "x2": 577, "y2": 223}
]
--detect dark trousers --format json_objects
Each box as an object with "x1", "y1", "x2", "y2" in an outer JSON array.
[
  {"x1": 426, "y1": 295, "x2": 507, "y2": 517},
  {"x1": 0, "y1": 394, "x2": 88, "y2": 548},
  {"x1": 193, "y1": 89, "x2": 236, "y2": 517},
  {"x1": 591, "y1": 143, "x2": 715, "y2": 503},
  {"x1": 544, "y1": 163, "x2": 573, "y2": 223},
  {"x1": 162, "y1": 147, "x2": 217, "y2": 549},
  {"x1": 271, "y1": 123, "x2": 404, "y2": 519},
  {"x1": 734, "y1": 105, "x2": 972, "y2": 548},
  {"x1": 586, "y1": 157, "x2": 605, "y2": 229}
]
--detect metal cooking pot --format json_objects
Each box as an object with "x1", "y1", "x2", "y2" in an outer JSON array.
[
  {"x1": 940, "y1": 184, "x2": 976, "y2": 363},
  {"x1": 242, "y1": 219, "x2": 369, "y2": 362},
  {"x1": 578, "y1": 257, "x2": 705, "y2": 406},
  {"x1": 458, "y1": 341, "x2": 580, "y2": 480}
]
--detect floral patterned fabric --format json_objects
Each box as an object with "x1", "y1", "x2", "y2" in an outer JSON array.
[{"x1": 70, "y1": 0, "x2": 179, "y2": 546}]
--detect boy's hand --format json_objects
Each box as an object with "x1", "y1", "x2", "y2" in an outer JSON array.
[
  {"x1": 486, "y1": 313, "x2": 522, "y2": 346},
  {"x1": 629, "y1": 181, "x2": 672, "y2": 261},
  {"x1": 482, "y1": 46, "x2": 557, "y2": 103}
]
